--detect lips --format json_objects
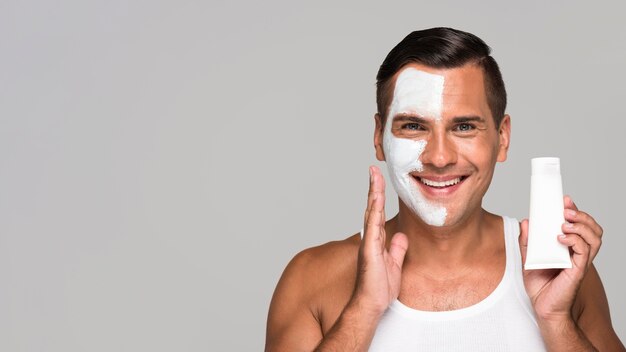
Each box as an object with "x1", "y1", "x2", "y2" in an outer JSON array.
[
  {"x1": 411, "y1": 175, "x2": 468, "y2": 192},
  {"x1": 419, "y1": 177, "x2": 462, "y2": 188}
]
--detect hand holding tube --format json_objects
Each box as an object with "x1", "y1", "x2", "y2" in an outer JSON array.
[
  {"x1": 519, "y1": 196, "x2": 603, "y2": 321},
  {"x1": 519, "y1": 196, "x2": 604, "y2": 351}
]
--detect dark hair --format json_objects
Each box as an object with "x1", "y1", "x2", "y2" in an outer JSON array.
[{"x1": 376, "y1": 27, "x2": 507, "y2": 128}]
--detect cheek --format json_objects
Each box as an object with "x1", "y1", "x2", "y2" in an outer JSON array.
[
  {"x1": 387, "y1": 138, "x2": 426, "y2": 171},
  {"x1": 458, "y1": 136, "x2": 498, "y2": 161}
]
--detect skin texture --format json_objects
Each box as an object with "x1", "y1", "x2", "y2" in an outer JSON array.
[
  {"x1": 265, "y1": 63, "x2": 625, "y2": 352},
  {"x1": 382, "y1": 68, "x2": 447, "y2": 226}
]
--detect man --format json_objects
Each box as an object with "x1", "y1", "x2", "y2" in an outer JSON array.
[{"x1": 265, "y1": 27, "x2": 624, "y2": 351}]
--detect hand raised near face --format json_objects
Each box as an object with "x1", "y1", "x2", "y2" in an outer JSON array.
[
  {"x1": 351, "y1": 166, "x2": 409, "y2": 318},
  {"x1": 518, "y1": 195, "x2": 603, "y2": 322}
]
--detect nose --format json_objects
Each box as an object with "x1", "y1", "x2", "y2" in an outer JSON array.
[{"x1": 420, "y1": 130, "x2": 457, "y2": 168}]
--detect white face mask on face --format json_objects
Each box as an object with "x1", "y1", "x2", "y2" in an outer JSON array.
[{"x1": 382, "y1": 68, "x2": 447, "y2": 226}]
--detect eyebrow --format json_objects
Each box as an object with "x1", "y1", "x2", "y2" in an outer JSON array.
[
  {"x1": 392, "y1": 115, "x2": 486, "y2": 124},
  {"x1": 451, "y1": 116, "x2": 486, "y2": 123},
  {"x1": 392, "y1": 115, "x2": 430, "y2": 124}
]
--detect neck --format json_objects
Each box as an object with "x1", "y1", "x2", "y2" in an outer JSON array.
[{"x1": 388, "y1": 202, "x2": 495, "y2": 270}]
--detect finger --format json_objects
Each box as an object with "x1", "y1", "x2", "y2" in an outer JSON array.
[
  {"x1": 564, "y1": 209, "x2": 603, "y2": 240},
  {"x1": 378, "y1": 172, "x2": 387, "y2": 235},
  {"x1": 364, "y1": 166, "x2": 384, "y2": 227},
  {"x1": 364, "y1": 166, "x2": 376, "y2": 223},
  {"x1": 562, "y1": 221, "x2": 601, "y2": 266},
  {"x1": 363, "y1": 167, "x2": 387, "y2": 256},
  {"x1": 366, "y1": 167, "x2": 385, "y2": 227},
  {"x1": 389, "y1": 232, "x2": 408, "y2": 269},
  {"x1": 563, "y1": 196, "x2": 604, "y2": 239},
  {"x1": 558, "y1": 234, "x2": 590, "y2": 273},
  {"x1": 518, "y1": 219, "x2": 529, "y2": 265},
  {"x1": 564, "y1": 195, "x2": 578, "y2": 211},
  {"x1": 375, "y1": 170, "x2": 387, "y2": 250},
  {"x1": 365, "y1": 188, "x2": 385, "y2": 229}
]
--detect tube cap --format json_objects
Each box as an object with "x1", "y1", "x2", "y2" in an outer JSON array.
[{"x1": 532, "y1": 157, "x2": 561, "y2": 175}]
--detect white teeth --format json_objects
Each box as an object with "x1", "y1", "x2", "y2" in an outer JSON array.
[{"x1": 419, "y1": 177, "x2": 461, "y2": 188}]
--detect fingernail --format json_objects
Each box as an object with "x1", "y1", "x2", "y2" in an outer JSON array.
[
  {"x1": 566, "y1": 209, "x2": 576, "y2": 217},
  {"x1": 564, "y1": 222, "x2": 574, "y2": 229},
  {"x1": 558, "y1": 234, "x2": 567, "y2": 239}
]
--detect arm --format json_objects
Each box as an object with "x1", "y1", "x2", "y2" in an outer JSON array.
[
  {"x1": 265, "y1": 248, "x2": 325, "y2": 352},
  {"x1": 312, "y1": 299, "x2": 385, "y2": 352},
  {"x1": 265, "y1": 254, "x2": 382, "y2": 352},
  {"x1": 574, "y1": 264, "x2": 625, "y2": 351},
  {"x1": 265, "y1": 166, "x2": 408, "y2": 351}
]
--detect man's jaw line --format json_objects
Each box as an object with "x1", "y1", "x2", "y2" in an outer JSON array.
[{"x1": 394, "y1": 190, "x2": 487, "y2": 240}]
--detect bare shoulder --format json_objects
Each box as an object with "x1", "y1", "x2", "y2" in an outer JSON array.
[
  {"x1": 281, "y1": 232, "x2": 361, "y2": 294},
  {"x1": 265, "y1": 233, "x2": 361, "y2": 351},
  {"x1": 574, "y1": 264, "x2": 625, "y2": 350}
]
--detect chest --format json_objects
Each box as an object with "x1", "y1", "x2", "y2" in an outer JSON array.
[
  {"x1": 319, "y1": 265, "x2": 504, "y2": 335},
  {"x1": 397, "y1": 270, "x2": 503, "y2": 311}
]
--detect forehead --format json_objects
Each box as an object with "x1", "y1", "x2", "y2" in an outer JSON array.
[
  {"x1": 390, "y1": 68, "x2": 444, "y2": 118},
  {"x1": 390, "y1": 63, "x2": 490, "y2": 120}
]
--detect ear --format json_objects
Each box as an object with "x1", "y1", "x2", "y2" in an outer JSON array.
[
  {"x1": 496, "y1": 114, "x2": 511, "y2": 162},
  {"x1": 374, "y1": 113, "x2": 386, "y2": 161}
]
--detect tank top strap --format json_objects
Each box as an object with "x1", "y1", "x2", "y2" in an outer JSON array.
[{"x1": 502, "y1": 215, "x2": 539, "y2": 325}]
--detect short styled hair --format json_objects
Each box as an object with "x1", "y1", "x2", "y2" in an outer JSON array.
[{"x1": 376, "y1": 27, "x2": 507, "y2": 128}]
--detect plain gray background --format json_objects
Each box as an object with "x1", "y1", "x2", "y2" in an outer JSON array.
[{"x1": 1, "y1": 0, "x2": 624, "y2": 350}]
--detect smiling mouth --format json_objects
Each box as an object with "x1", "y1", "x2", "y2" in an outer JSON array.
[{"x1": 413, "y1": 175, "x2": 468, "y2": 188}]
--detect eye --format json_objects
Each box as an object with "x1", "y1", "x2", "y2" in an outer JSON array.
[
  {"x1": 402, "y1": 123, "x2": 425, "y2": 131},
  {"x1": 455, "y1": 123, "x2": 475, "y2": 132}
]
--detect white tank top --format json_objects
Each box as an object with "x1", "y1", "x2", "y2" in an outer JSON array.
[{"x1": 366, "y1": 216, "x2": 547, "y2": 351}]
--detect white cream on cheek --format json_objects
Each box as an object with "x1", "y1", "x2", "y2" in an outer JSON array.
[{"x1": 382, "y1": 68, "x2": 447, "y2": 226}]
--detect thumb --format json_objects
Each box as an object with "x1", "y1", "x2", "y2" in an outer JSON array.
[
  {"x1": 519, "y1": 219, "x2": 529, "y2": 265},
  {"x1": 389, "y1": 232, "x2": 408, "y2": 269}
]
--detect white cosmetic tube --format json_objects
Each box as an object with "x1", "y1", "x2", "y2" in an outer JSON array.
[{"x1": 525, "y1": 157, "x2": 572, "y2": 270}]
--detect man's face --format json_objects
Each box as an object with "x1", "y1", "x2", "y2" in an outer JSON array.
[{"x1": 375, "y1": 63, "x2": 510, "y2": 227}]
